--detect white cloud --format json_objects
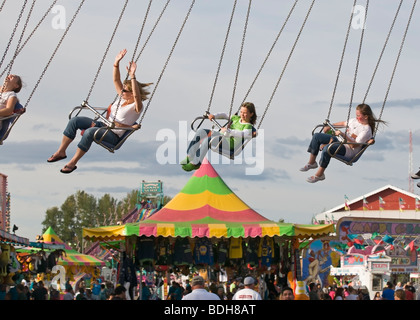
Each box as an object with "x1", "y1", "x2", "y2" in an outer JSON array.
[{"x1": 1, "y1": 0, "x2": 420, "y2": 241}]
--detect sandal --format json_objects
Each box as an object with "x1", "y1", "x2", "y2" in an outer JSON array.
[
  {"x1": 47, "y1": 155, "x2": 67, "y2": 163},
  {"x1": 306, "y1": 174, "x2": 325, "y2": 183},
  {"x1": 60, "y1": 165, "x2": 77, "y2": 174}
]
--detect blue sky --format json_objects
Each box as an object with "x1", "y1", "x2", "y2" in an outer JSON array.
[{"x1": 1, "y1": 0, "x2": 420, "y2": 241}]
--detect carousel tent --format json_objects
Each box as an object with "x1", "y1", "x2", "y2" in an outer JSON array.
[
  {"x1": 19, "y1": 227, "x2": 105, "y2": 267},
  {"x1": 83, "y1": 158, "x2": 334, "y2": 241}
]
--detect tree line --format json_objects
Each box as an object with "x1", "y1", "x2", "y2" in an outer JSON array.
[{"x1": 41, "y1": 190, "x2": 171, "y2": 251}]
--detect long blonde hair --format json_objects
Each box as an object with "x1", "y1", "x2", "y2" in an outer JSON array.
[{"x1": 123, "y1": 80, "x2": 153, "y2": 101}]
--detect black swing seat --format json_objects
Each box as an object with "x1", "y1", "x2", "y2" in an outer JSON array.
[
  {"x1": 312, "y1": 119, "x2": 374, "y2": 166},
  {"x1": 69, "y1": 101, "x2": 140, "y2": 153},
  {"x1": 0, "y1": 102, "x2": 25, "y2": 145},
  {"x1": 326, "y1": 138, "x2": 375, "y2": 166},
  {"x1": 93, "y1": 123, "x2": 139, "y2": 153},
  {"x1": 191, "y1": 112, "x2": 257, "y2": 160}
]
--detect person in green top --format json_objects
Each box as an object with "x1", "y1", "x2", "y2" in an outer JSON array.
[{"x1": 182, "y1": 102, "x2": 257, "y2": 171}]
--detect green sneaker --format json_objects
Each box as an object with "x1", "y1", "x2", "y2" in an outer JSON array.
[
  {"x1": 180, "y1": 157, "x2": 190, "y2": 165},
  {"x1": 182, "y1": 162, "x2": 201, "y2": 172}
]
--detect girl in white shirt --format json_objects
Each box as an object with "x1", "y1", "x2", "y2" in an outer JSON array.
[{"x1": 300, "y1": 103, "x2": 385, "y2": 183}]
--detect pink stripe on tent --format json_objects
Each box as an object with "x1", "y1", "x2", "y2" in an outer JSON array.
[
  {"x1": 191, "y1": 224, "x2": 210, "y2": 238},
  {"x1": 193, "y1": 158, "x2": 219, "y2": 178},
  {"x1": 150, "y1": 205, "x2": 268, "y2": 223},
  {"x1": 244, "y1": 224, "x2": 262, "y2": 238},
  {"x1": 139, "y1": 224, "x2": 157, "y2": 237}
]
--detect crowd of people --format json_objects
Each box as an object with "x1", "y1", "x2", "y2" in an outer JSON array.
[
  {"x1": 1, "y1": 275, "x2": 418, "y2": 301},
  {"x1": 305, "y1": 280, "x2": 418, "y2": 301}
]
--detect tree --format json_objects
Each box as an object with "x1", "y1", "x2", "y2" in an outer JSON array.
[{"x1": 41, "y1": 188, "x2": 172, "y2": 250}]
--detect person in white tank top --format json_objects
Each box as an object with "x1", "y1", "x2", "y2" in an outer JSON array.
[{"x1": 47, "y1": 49, "x2": 152, "y2": 173}]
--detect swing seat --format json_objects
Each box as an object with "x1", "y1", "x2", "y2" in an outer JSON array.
[
  {"x1": 71, "y1": 101, "x2": 139, "y2": 153},
  {"x1": 0, "y1": 102, "x2": 25, "y2": 144},
  {"x1": 93, "y1": 123, "x2": 140, "y2": 153},
  {"x1": 209, "y1": 126, "x2": 257, "y2": 160},
  {"x1": 326, "y1": 139, "x2": 375, "y2": 166}
]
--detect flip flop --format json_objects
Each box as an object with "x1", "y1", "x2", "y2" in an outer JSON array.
[
  {"x1": 60, "y1": 165, "x2": 77, "y2": 174},
  {"x1": 47, "y1": 155, "x2": 67, "y2": 163}
]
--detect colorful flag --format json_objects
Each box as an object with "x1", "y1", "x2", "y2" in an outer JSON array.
[
  {"x1": 382, "y1": 234, "x2": 394, "y2": 244},
  {"x1": 363, "y1": 197, "x2": 369, "y2": 211},
  {"x1": 416, "y1": 198, "x2": 420, "y2": 212},
  {"x1": 404, "y1": 240, "x2": 416, "y2": 252},
  {"x1": 344, "y1": 195, "x2": 350, "y2": 211},
  {"x1": 399, "y1": 198, "x2": 406, "y2": 212},
  {"x1": 379, "y1": 196, "x2": 385, "y2": 211}
]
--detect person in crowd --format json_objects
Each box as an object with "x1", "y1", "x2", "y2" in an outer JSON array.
[
  {"x1": 374, "y1": 291, "x2": 382, "y2": 300},
  {"x1": 279, "y1": 287, "x2": 295, "y2": 300},
  {"x1": 382, "y1": 281, "x2": 395, "y2": 300},
  {"x1": 345, "y1": 286, "x2": 359, "y2": 300},
  {"x1": 308, "y1": 282, "x2": 319, "y2": 300},
  {"x1": 63, "y1": 284, "x2": 75, "y2": 300},
  {"x1": 141, "y1": 282, "x2": 151, "y2": 300},
  {"x1": 216, "y1": 285, "x2": 227, "y2": 300},
  {"x1": 47, "y1": 49, "x2": 151, "y2": 173},
  {"x1": 404, "y1": 284, "x2": 414, "y2": 300},
  {"x1": 334, "y1": 287, "x2": 345, "y2": 300},
  {"x1": 181, "y1": 102, "x2": 257, "y2": 171},
  {"x1": 394, "y1": 289, "x2": 405, "y2": 300},
  {"x1": 182, "y1": 276, "x2": 220, "y2": 300},
  {"x1": 75, "y1": 287, "x2": 87, "y2": 300},
  {"x1": 300, "y1": 103, "x2": 385, "y2": 183},
  {"x1": 232, "y1": 277, "x2": 262, "y2": 300},
  {"x1": 110, "y1": 285, "x2": 127, "y2": 300},
  {"x1": 32, "y1": 281, "x2": 48, "y2": 300}
]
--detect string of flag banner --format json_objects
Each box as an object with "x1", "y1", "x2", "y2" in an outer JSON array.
[
  {"x1": 344, "y1": 195, "x2": 420, "y2": 212},
  {"x1": 330, "y1": 232, "x2": 420, "y2": 255}
]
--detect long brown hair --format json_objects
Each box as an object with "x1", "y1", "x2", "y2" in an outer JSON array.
[
  {"x1": 356, "y1": 103, "x2": 386, "y2": 134},
  {"x1": 241, "y1": 102, "x2": 257, "y2": 125}
]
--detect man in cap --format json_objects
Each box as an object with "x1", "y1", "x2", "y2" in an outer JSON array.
[
  {"x1": 232, "y1": 277, "x2": 262, "y2": 300},
  {"x1": 182, "y1": 276, "x2": 220, "y2": 300}
]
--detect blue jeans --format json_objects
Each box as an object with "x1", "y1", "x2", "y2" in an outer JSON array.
[
  {"x1": 63, "y1": 116, "x2": 120, "y2": 152},
  {"x1": 187, "y1": 129, "x2": 231, "y2": 164},
  {"x1": 307, "y1": 132, "x2": 346, "y2": 168}
]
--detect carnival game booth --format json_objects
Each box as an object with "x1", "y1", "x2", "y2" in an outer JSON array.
[
  {"x1": 0, "y1": 229, "x2": 29, "y2": 286},
  {"x1": 16, "y1": 227, "x2": 105, "y2": 292},
  {"x1": 330, "y1": 252, "x2": 391, "y2": 299},
  {"x1": 83, "y1": 158, "x2": 334, "y2": 299}
]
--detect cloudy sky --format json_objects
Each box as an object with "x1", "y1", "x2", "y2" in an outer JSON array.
[{"x1": 1, "y1": 0, "x2": 420, "y2": 241}]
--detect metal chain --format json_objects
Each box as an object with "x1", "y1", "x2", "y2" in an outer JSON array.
[
  {"x1": 228, "y1": 0, "x2": 252, "y2": 119},
  {"x1": 5, "y1": 0, "x2": 36, "y2": 78},
  {"x1": 24, "y1": 0, "x2": 86, "y2": 108},
  {"x1": 345, "y1": 0, "x2": 370, "y2": 136},
  {"x1": 206, "y1": 0, "x2": 238, "y2": 113},
  {"x1": 374, "y1": 0, "x2": 417, "y2": 137},
  {"x1": 111, "y1": 0, "x2": 153, "y2": 123},
  {"x1": 0, "y1": 0, "x2": 6, "y2": 13},
  {"x1": 85, "y1": 0, "x2": 129, "y2": 103},
  {"x1": 0, "y1": 0, "x2": 28, "y2": 74},
  {"x1": 327, "y1": 0, "x2": 357, "y2": 121},
  {"x1": 258, "y1": 0, "x2": 315, "y2": 129},
  {"x1": 134, "y1": 0, "x2": 171, "y2": 64},
  {"x1": 0, "y1": 0, "x2": 59, "y2": 79},
  {"x1": 139, "y1": 0, "x2": 196, "y2": 125},
  {"x1": 241, "y1": 0, "x2": 299, "y2": 106},
  {"x1": 362, "y1": 0, "x2": 402, "y2": 104}
]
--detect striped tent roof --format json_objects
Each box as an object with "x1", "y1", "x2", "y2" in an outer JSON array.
[{"x1": 83, "y1": 159, "x2": 334, "y2": 240}]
